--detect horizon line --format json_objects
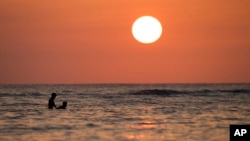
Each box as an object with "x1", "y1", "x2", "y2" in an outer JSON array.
[{"x1": 0, "y1": 82, "x2": 249, "y2": 85}]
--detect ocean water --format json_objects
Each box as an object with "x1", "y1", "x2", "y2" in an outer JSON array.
[{"x1": 0, "y1": 84, "x2": 249, "y2": 141}]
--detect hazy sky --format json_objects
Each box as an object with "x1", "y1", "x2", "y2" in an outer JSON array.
[{"x1": 0, "y1": 0, "x2": 250, "y2": 84}]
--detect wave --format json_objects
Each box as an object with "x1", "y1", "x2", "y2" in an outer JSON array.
[
  {"x1": 0, "y1": 92, "x2": 44, "y2": 97},
  {"x1": 130, "y1": 88, "x2": 250, "y2": 96},
  {"x1": 131, "y1": 89, "x2": 183, "y2": 96},
  {"x1": 218, "y1": 89, "x2": 250, "y2": 93}
]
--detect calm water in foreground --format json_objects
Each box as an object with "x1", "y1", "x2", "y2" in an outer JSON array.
[{"x1": 0, "y1": 84, "x2": 249, "y2": 141}]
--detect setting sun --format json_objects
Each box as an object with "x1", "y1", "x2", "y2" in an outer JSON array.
[{"x1": 132, "y1": 16, "x2": 162, "y2": 44}]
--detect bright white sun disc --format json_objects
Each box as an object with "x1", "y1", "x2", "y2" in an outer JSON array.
[{"x1": 132, "y1": 16, "x2": 162, "y2": 44}]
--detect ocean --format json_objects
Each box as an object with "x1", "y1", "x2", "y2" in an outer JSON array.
[{"x1": 0, "y1": 84, "x2": 249, "y2": 141}]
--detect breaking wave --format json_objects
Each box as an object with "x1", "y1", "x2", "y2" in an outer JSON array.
[{"x1": 130, "y1": 88, "x2": 250, "y2": 96}]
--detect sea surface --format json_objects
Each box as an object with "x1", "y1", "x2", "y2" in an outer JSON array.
[{"x1": 0, "y1": 84, "x2": 249, "y2": 141}]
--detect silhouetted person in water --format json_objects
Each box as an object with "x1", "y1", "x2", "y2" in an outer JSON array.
[
  {"x1": 57, "y1": 101, "x2": 67, "y2": 109},
  {"x1": 48, "y1": 93, "x2": 57, "y2": 109}
]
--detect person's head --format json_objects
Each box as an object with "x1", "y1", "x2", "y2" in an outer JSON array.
[
  {"x1": 62, "y1": 101, "x2": 67, "y2": 107},
  {"x1": 51, "y1": 93, "x2": 57, "y2": 98}
]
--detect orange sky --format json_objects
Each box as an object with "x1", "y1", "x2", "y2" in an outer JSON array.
[{"x1": 0, "y1": 0, "x2": 250, "y2": 84}]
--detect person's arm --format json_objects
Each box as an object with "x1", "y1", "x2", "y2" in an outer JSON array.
[{"x1": 53, "y1": 101, "x2": 56, "y2": 108}]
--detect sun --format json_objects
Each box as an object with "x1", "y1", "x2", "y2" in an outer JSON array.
[{"x1": 132, "y1": 16, "x2": 162, "y2": 44}]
